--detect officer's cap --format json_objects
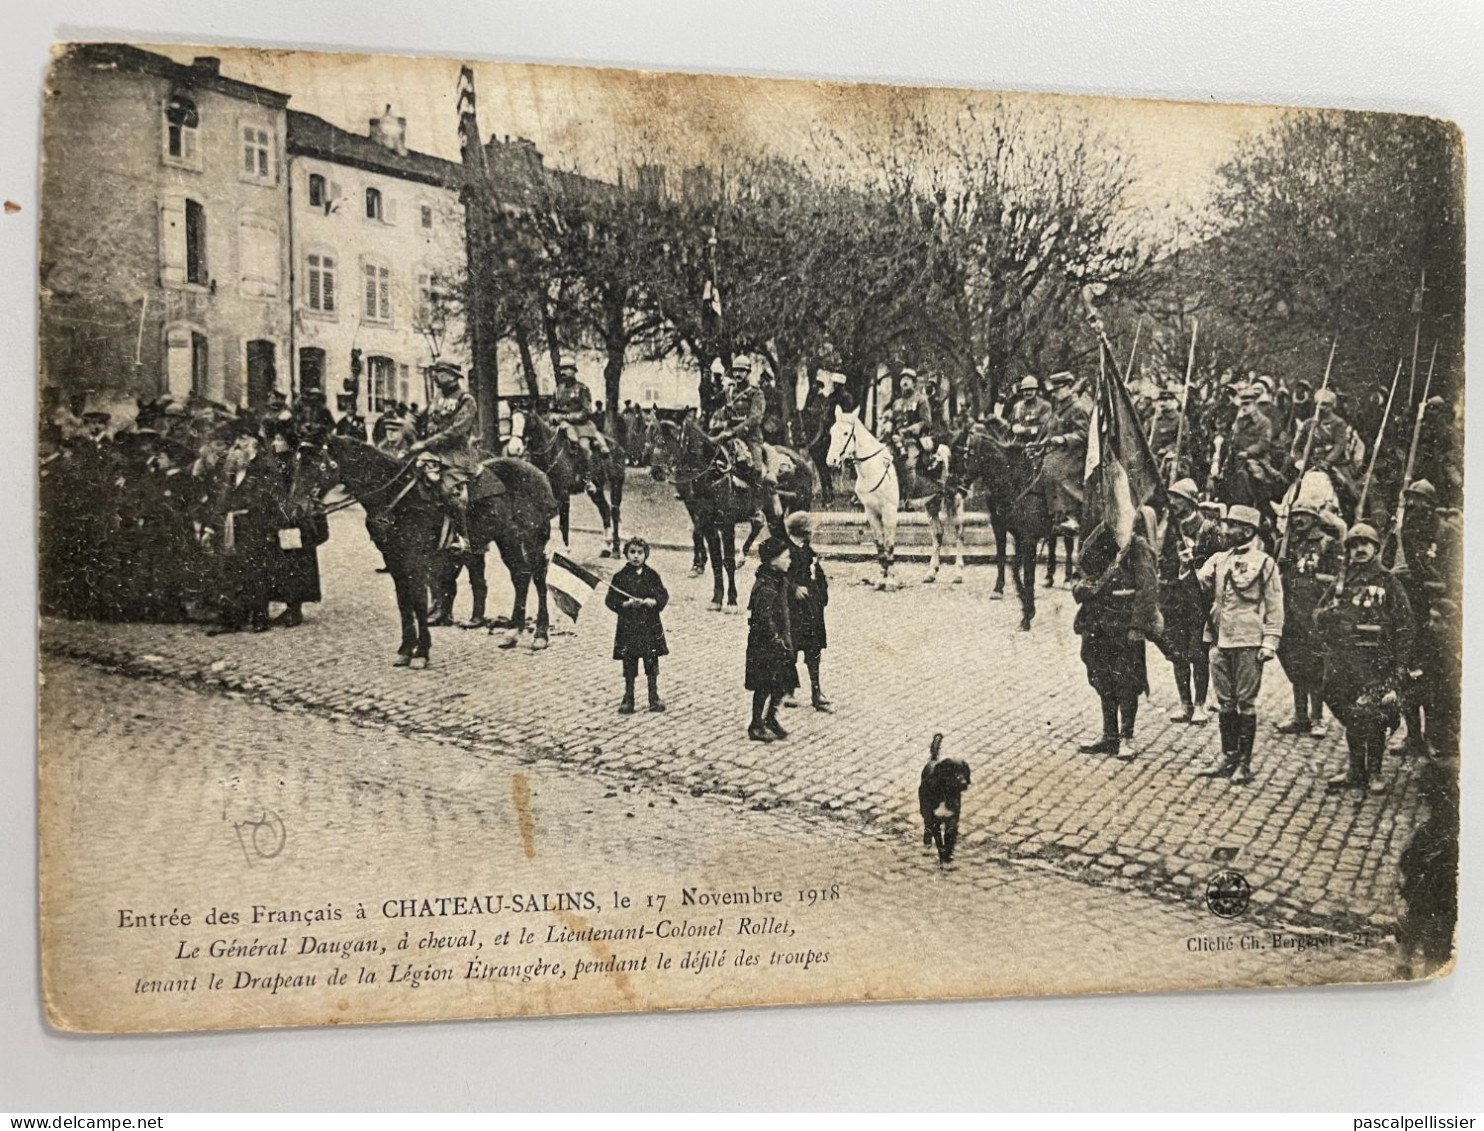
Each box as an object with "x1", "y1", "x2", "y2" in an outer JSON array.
[
  {"x1": 430, "y1": 362, "x2": 464, "y2": 383},
  {"x1": 82, "y1": 410, "x2": 111, "y2": 423},
  {"x1": 1255, "y1": 374, "x2": 1275, "y2": 392},
  {"x1": 1047, "y1": 371, "x2": 1075, "y2": 388},
  {"x1": 557, "y1": 353, "x2": 578, "y2": 372},
  {"x1": 729, "y1": 355, "x2": 753, "y2": 374},
  {"x1": 1017, "y1": 376, "x2": 1041, "y2": 393},
  {"x1": 1345, "y1": 522, "x2": 1381, "y2": 547},
  {"x1": 1313, "y1": 388, "x2": 1337, "y2": 407},
  {"x1": 898, "y1": 367, "x2": 917, "y2": 382},
  {"x1": 1236, "y1": 384, "x2": 1258, "y2": 402},
  {"x1": 1198, "y1": 499, "x2": 1227, "y2": 518},
  {"x1": 1404, "y1": 478, "x2": 1437, "y2": 501},
  {"x1": 1168, "y1": 478, "x2": 1200, "y2": 504},
  {"x1": 1225, "y1": 504, "x2": 1262, "y2": 530},
  {"x1": 1157, "y1": 387, "x2": 1178, "y2": 401},
  {"x1": 1288, "y1": 502, "x2": 1319, "y2": 519}
]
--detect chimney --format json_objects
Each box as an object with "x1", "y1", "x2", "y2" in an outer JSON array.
[
  {"x1": 191, "y1": 56, "x2": 221, "y2": 75},
  {"x1": 369, "y1": 104, "x2": 408, "y2": 155}
]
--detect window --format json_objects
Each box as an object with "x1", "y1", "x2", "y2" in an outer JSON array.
[
  {"x1": 365, "y1": 187, "x2": 383, "y2": 221},
  {"x1": 305, "y1": 252, "x2": 336, "y2": 313},
  {"x1": 239, "y1": 216, "x2": 279, "y2": 296},
  {"x1": 191, "y1": 332, "x2": 209, "y2": 397},
  {"x1": 420, "y1": 204, "x2": 433, "y2": 229},
  {"x1": 399, "y1": 363, "x2": 412, "y2": 405},
  {"x1": 363, "y1": 261, "x2": 391, "y2": 323},
  {"x1": 185, "y1": 199, "x2": 207, "y2": 286},
  {"x1": 299, "y1": 347, "x2": 326, "y2": 396},
  {"x1": 308, "y1": 173, "x2": 326, "y2": 208},
  {"x1": 241, "y1": 123, "x2": 274, "y2": 183},
  {"x1": 368, "y1": 356, "x2": 396, "y2": 412},
  {"x1": 163, "y1": 94, "x2": 200, "y2": 169}
]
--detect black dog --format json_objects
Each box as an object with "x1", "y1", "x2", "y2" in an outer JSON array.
[{"x1": 919, "y1": 733, "x2": 971, "y2": 865}]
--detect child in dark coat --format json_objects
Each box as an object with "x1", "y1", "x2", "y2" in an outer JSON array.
[
  {"x1": 782, "y1": 511, "x2": 832, "y2": 712},
  {"x1": 745, "y1": 536, "x2": 797, "y2": 741},
  {"x1": 605, "y1": 537, "x2": 669, "y2": 713}
]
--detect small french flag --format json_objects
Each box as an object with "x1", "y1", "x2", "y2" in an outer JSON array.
[{"x1": 549, "y1": 552, "x2": 603, "y2": 622}]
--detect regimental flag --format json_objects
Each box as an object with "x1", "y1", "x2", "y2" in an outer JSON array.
[
  {"x1": 549, "y1": 552, "x2": 603, "y2": 622},
  {"x1": 1083, "y1": 349, "x2": 1167, "y2": 549}
]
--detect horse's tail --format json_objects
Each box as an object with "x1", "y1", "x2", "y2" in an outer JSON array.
[{"x1": 790, "y1": 445, "x2": 822, "y2": 504}]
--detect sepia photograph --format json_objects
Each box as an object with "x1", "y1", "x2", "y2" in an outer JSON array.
[{"x1": 32, "y1": 33, "x2": 1465, "y2": 1040}]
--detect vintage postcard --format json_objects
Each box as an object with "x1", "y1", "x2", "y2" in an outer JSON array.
[{"x1": 37, "y1": 42, "x2": 1462, "y2": 1032}]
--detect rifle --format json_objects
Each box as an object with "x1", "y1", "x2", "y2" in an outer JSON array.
[
  {"x1": 1157, "y1": 319, "x2": 1199, "y2": 561},
  {"x1": 1388, "y1": 342, "x2": 1437, "y2": 573},
  {"x1": 1277, "y1": 336, "x2": 1337, "y2": 562},
  {"x1": 1356, "y1": 354, "x2": 1404, "y2": 520}
]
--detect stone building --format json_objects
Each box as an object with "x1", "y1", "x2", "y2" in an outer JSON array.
[
  {"x1": 41, "y1": 43, "x2": 292, "y2": 411},
  {"x1": 286, "y1": 108, "x2": 469, "y2": 415}
]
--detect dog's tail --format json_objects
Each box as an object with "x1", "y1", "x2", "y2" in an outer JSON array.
[{"x1": 929, "y1": 732, "x2": 944, "y2": 759}]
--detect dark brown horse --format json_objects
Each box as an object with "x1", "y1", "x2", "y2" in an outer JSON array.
[
  {"x1": 327, "y1": 437, "x2": 560, "y2": 663},
  {"x1": 506, "y1": 410, "x2": 624, "y2": 558},
  {"x1": 649, "y1": 414, "x2": 818, "y2": 611},
  {"x1": 956, "y1": 421, "x2": 1056, "y2": 631}
]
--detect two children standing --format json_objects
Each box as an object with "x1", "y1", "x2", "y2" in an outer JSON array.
[{"x1": 605, "y1": 513, "x2": 832, "y2": 738}]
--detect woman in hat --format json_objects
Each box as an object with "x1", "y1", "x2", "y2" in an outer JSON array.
[
  {"x1": 782, "y1": 511, "x2": 832, "y2": 713},
  {"x1": 745, "y1": 536, "x2": 797, "y2": 741},
  {"x1": 265, "y1": 416, "x2": 325, "y2": 628}
]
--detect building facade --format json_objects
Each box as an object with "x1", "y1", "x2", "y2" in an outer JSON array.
[
  {"x1": 41, "y1": 44, "x2": 293, "y2": 412},
  {"x1": 286, "y1": 108, "x2": 469, "y2": 415}
]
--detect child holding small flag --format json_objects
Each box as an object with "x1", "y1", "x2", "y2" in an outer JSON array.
[{"x1": 605, "y1": 537, "x2": 669, "y2": 714}]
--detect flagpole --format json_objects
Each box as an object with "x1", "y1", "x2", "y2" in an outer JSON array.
[
  {"x1": 1388, "y1": 342, "x2": 1437, "y2": 573},
  {"x1": 1170, "y1": 318, "x2": 1198, "y2": 489}
]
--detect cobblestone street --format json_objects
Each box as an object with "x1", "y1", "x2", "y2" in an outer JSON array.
[
  {"x1": 42, "y1": 477, "x2": 1429, "y2": 941},
  {"x1": 40, "y1": 659, "x2": 1402, "y2": 1031}
]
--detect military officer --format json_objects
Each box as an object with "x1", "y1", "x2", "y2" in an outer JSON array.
[
  {"x1": 1274, "y1": 502, "x2": 1347, "y2": 738},
  {"x1": 1155, "y1": 478, "x2": 1223, "y2": 724},
  {"x1": 1042, "y1": 371, "x2": 1090, "y2": 532},
  {"x1": 1072, "y1": 520, "x2": 1162, "y2": 760},
  {"x1": 714, "y1": 355, "x2": 775, "y2": 494},
  {"x1": 1146, "y1": 387, "x2": 1184, "y2": 481},
  {"x1": 1196, "y1": 504, "x2": 1285, "y2": 784},
  {"x1": 1392, "y1": 478, "x2": 1444, "y2": 756},
  {"x1": 550, "y1": 353, "x2": 611, "y2": 486},
  {"x1": 333, "y1": 395, "x2": 368, "y2": 442},
  {"x1": 1008, "y1": 375, "x2": 1055, "y2": 448},
  {"x1": 292, "y1": 389, "x2": 337, "y2": 449},
  {"x1": 409, "y1": 362, "x2": 481, "y2": 542},
  {"x1": 1316, "y1": 522, "x2": 1414, "y2": 794},
  {"x1": 1290, "y1": 387, "x2": 1362, "y2": 493}
]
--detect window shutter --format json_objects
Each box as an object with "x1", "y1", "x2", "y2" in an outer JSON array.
[
  {"x1": 383, "y1": 195, "x2": 397, "y2": 225},
  {"x1": 322, "y1": 257, "x2": 336, "y2": 312},
  {"x1": 378, "y1": 267, "x2": 391, "y2": 321},
  {"x1": 307, "y1": 257, "x2": 321, "y2": 310},
  {"x1": 365, "y1": 264, "x2": 378, "y2": 318},
  {"x1": 165, "y1": 327, "x2": 193, "y2": 396},
  {"x1": 159, "y1": 198, "x2": 187, "y2": 286}
]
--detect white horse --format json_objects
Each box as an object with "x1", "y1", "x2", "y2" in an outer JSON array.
[{"x1": 826, "y1": 407, "x2": 902, "y2": 590}]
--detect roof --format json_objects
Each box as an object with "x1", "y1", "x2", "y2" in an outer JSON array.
[
  {"x1": 58, "y1": 42, "x2": 291, "y2": 109},
  {"x1": 287, "y1": 110, "x2": 462, "y2": 190}
]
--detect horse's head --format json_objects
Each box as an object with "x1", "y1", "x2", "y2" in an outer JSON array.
[
  {"x1": 647, "y1": 418, "x2": 680, "y2": 481},
  {"x1": 293, "y1": 444, "x2": 343, "y2": 502},
  {"x1": 825, "y1": 408, "x2": 861, "y2": 468}
]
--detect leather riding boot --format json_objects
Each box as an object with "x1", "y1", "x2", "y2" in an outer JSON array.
[
  {"x1": 1080, "y1": 696, "x2": 1120, "y2": 754},
  {"x1": 1231, "y1": 715, "x2": 1256, "y2": 784},
  {"x1": 1366, "y1": 732, "x2": 1387, "y2": 795},
  {"x1": 1327, "y1": 734, "x2": 1368, "y2": 791},
  {"x1": 618, "y1": 680, "x2": 636, "y2": 715},
  {"x1": 1199, "y1": 713, "x2": 1240, "y2": 777},
  {"x1": 465, "y1": 589, "x2": 487, "y2": 628}
]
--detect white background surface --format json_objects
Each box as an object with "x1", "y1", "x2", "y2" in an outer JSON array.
[{"x1": 3, "y1": 0, "x2": 1481, "y2": 1112}]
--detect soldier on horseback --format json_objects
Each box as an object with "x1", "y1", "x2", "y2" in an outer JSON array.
[
  {"x1": 407, "y1": 361, "x2": 481, "y2": 546},
  {"x1": 1039, "y1": 371, "x2": 1090, "y2": 535},
  {"x1": 550, "y1": 353, "x2": 610, "y2": 490},
  {"x1": 1007, "y1": 375, "x2": 1054, "y2": 449},
  {"x1": 1212, "y1": 383, "x2": 1281, "y2": 516},
  {"x1": 1289, "y1": 387, "x2": 1363, "y2": 508},
  {"x1": 711, "y1": 355, "x2": 778, "y2": 514},
  {"x1": 883, "y1": 367, "x2": 935, "y2": 485}
]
